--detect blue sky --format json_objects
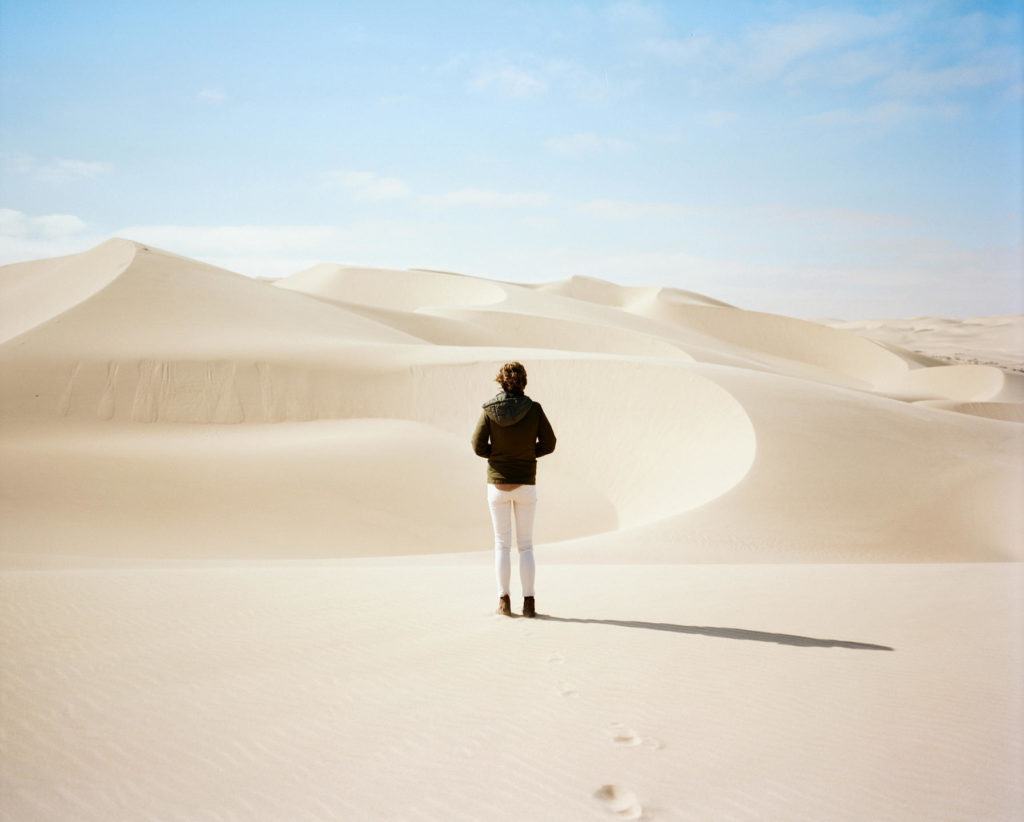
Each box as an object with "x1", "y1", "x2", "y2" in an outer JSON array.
[{"x1": 1, "y1": 0, "x2": 1020, "y2": 318}]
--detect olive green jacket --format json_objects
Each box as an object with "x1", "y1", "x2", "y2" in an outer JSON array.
[{"x1": 471, "y1": 391, "x2": 557, "y2": 484}]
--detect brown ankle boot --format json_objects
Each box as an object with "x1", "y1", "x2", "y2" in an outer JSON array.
[
  {"x1": 497, "y1": 595, "x2": 512, "y2": 616},
  {"x1": 523, "y1": 596, "x2": 536, "y2": 618}
]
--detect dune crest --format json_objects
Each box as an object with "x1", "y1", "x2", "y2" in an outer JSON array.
[{"x1": 277, "y1": 262, "x2": 507, "y2": 311}]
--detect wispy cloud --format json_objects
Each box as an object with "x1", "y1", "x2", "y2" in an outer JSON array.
[
  {"x1": 882, "y1": 58, "x2": 1015, "y2": 97},
  {"x1": 422, "y1": 188, "x2": 550, "y2": 208},
  {"x1": 454, "y1": 52, "x2": 611, "y2": 102},
  {"x1": 115, "y1": 224, "x2": 348, "y2": 255},
  {"x1": 577, "y1": 199, "x2": 689, "y2": 221},
  {"x1": 640, "y1": 32, "x2": 715, "y2": 68},
  {"x1": 471, "y1": 59, "x2": 548, "y2": 98},
  {"x1": 3, "y1": 153, "x2": 113, "y2": 183},
  {"x1": 637, "y1": 9, "x2": 909, "y2": 87},
  {"x1": 694, "y1": 110, "x2": 739, "y2": 127},
  {"x1": 544, "y1": 133, "x2": 633, "y2": 158},
  {"x1": 741, "y1": 10, "x2": 907, "y2": 80},
  {"x1": 606, "y1": 0, "x2": 661, "y2": 29},
  {"x1": 806, "y1": 100, "x2": 962, "y2": 129},
  {"x1": 631, "y1": 5, "x2": 1018, "y2": 106},
  {"x1": 576, "y1": 198, "x2": 914, "y2": 237},
  {"x1": 325, "y1": 169, "x2": 550, "y2": 210},
  {"x1": 324, "y1": 170, "x2": 412, "y2": 200},
  {"x1": 197, "y1": 88, "x2": 227, "y2": 103}
]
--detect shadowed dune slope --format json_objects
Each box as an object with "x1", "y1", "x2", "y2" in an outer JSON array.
[
  {"x1": 0, "y1": 238, "x2": 136, "y2": 344},
  {"x1": 0, "y1": 353, "x2": 756, "y2": 557},
  {"x1": 630, "y1": 299, "x2": 909, "y2": 388}
]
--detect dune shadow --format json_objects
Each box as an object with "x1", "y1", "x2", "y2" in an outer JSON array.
[{"x1": 537, "y1": 616, "x2": 893, "y2": 651}]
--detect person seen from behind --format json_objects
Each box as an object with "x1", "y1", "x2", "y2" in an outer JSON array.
[{"x1": 472, "y1": 362, "x2": 556, "y2": 618}]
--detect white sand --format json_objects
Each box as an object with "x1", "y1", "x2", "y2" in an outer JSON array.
[{"x1": 2, "y1": 239, "x2": 1022, "y2": 820}]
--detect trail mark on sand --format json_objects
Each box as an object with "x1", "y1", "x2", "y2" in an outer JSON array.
[{"x1": 594, "y1": 784, "x2": 643, "y2": 819}]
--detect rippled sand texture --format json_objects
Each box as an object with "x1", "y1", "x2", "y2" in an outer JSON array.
[{"x1": 1, "y1": 240, "x2": 1022, "y2": 820}]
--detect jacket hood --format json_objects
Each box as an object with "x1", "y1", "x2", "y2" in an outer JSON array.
[{"x1": 483, "y1": 391, "x2": 534, "y2": 426}]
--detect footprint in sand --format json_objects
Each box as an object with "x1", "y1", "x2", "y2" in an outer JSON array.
[
  {"x1": 594, "y1": 784, "x2": 643, "y2": 819},
  {"x1": 558, "y1": 681, "x2": 579, "y2": 698},
  {"x1": 608, "y1": 723, "x2": 664, "y2": 750},
  {"x1": 608, "y1": 723, "x2": 642, "y2": 746}
]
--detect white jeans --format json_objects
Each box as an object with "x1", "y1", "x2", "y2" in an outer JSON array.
[{"x1": 487, "y1": 484, "x2": 537, "y2": 598}]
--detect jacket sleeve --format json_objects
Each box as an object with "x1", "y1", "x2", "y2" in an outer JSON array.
[
  {"x1": 471, "y1": 412, "x2": 491, "y2": 457},
  {"x1": 534, "y1": 405, "x2": 556, "y2": 458}
]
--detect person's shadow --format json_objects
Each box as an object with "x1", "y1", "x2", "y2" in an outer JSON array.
[{"x1": 536, "y1": 615, "x2": 893, "y2": 651}]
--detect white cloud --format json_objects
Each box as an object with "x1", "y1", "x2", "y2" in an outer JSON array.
[
  {"x1": 0, "y1": 208, "x2": 87, "y2": 237},
  {"x1": 325, "y1": 170, "x2": 412, "y2": 200},
  {"x1": 471, "y1": 60, "x2": 548, "y2": 98},
  {"x1": 0, "y1": 209, "x2": 96, "y2": 264},
  {"x1": 544, "y1": 133, "x2": 632, "y2": 158},
  {"x1": 32, "y1": 214, "x2": 89, "y2": 237},
  {"x1": 422, "y1": 188, "x2": 550, "y2": 208}
]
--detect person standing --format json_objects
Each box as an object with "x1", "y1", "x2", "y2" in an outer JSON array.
[{"x1": 471, "y1": 362, "x2": 556, "y2": 618}]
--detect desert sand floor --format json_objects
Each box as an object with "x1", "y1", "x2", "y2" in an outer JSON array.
[
  {"x1": 2, "y1": 561, "x2": 1021, "y2": 821},
  {"x1": 2, "y1": 240, "x2": 1022, "y2": 820}
]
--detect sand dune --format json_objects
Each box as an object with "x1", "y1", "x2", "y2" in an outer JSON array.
[
  {"x1": 2, "y1": 239, "x2": 1019, "y2": 561},
  {"x1": 830, "y1": 314, "x2": 1024, "y2": 373},
  {"x1": 2, "y1": 240, "x2": 1021, "y2": 820},
  {"x1": 0, "y1": 239, "x2": 417, "y2": 362}
]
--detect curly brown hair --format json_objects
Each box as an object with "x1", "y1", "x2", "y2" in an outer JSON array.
[{"x1": 495, "y1": 361, "x2": 528, "y2": 393}]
